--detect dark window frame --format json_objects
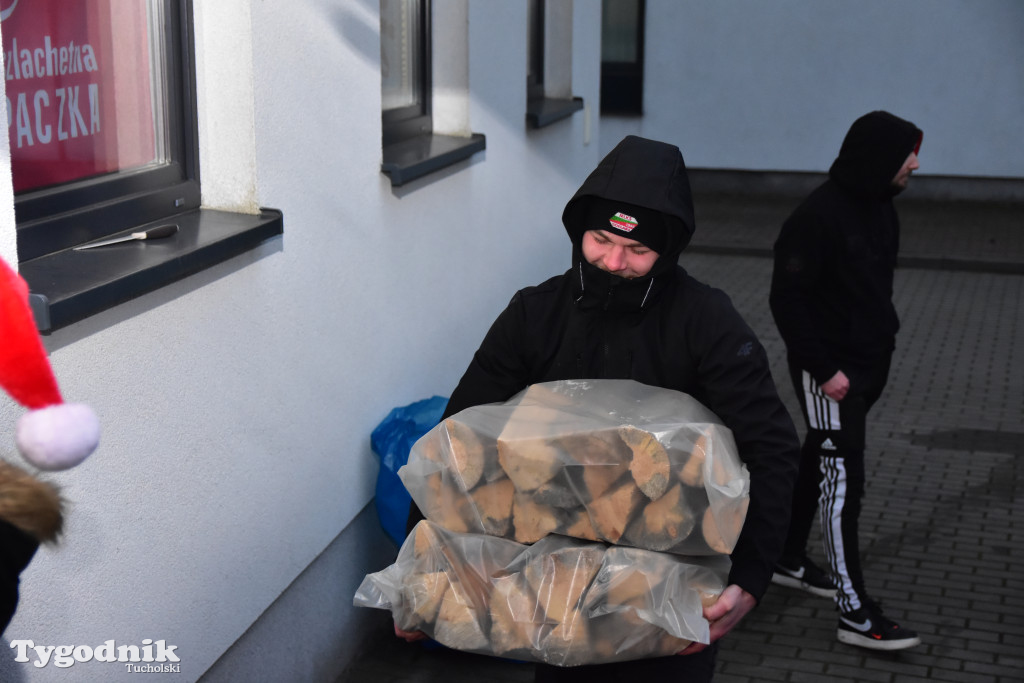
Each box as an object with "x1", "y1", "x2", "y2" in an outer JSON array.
[
  {"x1": 15, "y1": 0, "x2": 200, "y2": 262},
  {"x1": 600, "y1": 0, "x2": 645, "y2": 116},
  {"x1": 526, "y1": 0, "x2": 545, "y2": 103},
  {"x1": 381, "y1": 0, "x2": 432, "y2": 148},
  {"x1": 380, "y1": 0, "x2": 485, "y2": 187},
  {"x1": 525, "y1": 0, "x2": 584, "y2": 130},
  {"x1": 15, "y1": 0, "x2": 283, "y2": 333}
]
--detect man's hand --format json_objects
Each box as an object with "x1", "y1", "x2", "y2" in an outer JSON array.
[
  {"x1": 394, "y1": 623, "x2": 427, "y2": 642},
  {"x1": 677, "y1": 584, "x2": 757, "y2": 655},
  {"x1": 821, "y1": 370, "x2": 850, "y2": 401}
]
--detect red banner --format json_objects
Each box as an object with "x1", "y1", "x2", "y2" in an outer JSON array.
[{"x1": 3, "y1": 0, "x2": 157, "y2": 193}]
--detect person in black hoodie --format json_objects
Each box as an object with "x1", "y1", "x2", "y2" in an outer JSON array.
[
  {"x1": 769, "y1": 111, "x2": 923, "y2": 651},
  {"x1": 401, "y1": 135, "x2": 801, "y2": 681}
]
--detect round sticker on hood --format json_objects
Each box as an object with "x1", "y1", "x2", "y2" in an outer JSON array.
[{"x1": 609, "y1": 212, "x2": 638, "y2": 233}]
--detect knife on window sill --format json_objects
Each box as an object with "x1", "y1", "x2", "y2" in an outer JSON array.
[{"x1": 74, "y1": 224, "x2": 179, "y2": 251}]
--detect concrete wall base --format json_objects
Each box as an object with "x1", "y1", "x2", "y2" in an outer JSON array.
[
  {"x1": 199, "y1": 503, "x2": 398, "y2": 683},
  {"x1": 689, "y1": 168, "x2": 1024, "y2": 203}
]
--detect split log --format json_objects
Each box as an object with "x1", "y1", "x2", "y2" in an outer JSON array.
[
  {"x1": 530, "y1": 472, "x2": 583, "y2": 509},
  {"x1": 579, "y1": 463, "x2": 629, "y2": 503},
  {"x1": 621, "y1": 483, "x2": 699, "y2": 552},
  {"x1": 587, "y1": 479, "x2": 646, "y2": 543},
  {"x1": 589, "y1": 615, "x2": 692, "y2": 662},
  {"x1": 443, "y1": 418, "x2": 488, "y2": 491},
  {"x1": 469, "y1": 478, "x2": 515, "y2": 537},
  {"x1": 489, "y1": 575, "x2": 539, "y2": 656},
  {"x1": 556, "y1": 430, "x2": 632, "y2": 501},
  {"x1": 584, "y1": 560, "x2": 694, "y2": 661},
  {"x1": 508, "y1": 381, "x2": 576, "y2": 409},
  {"x1": 700, "y1": 499, "x2": 749, "y2": 554},
  {"x1": 563, "y1": 509, "x2": 598, "y2": 542},
  {"x1": 496, "y1": 405, "x2": 567, "y2": 492},
  {"x1": 543, "y1": 606, "x2": 590, "y2": 666},
  {"x1": 512, "y1": 491, "x2": 563, "y2": 544},
  {"x1": 411, "y1": 519, "x2": 445, "y2": 560},
  {"x1": 421, "y1": 472, "x2": 472, "y2": 533},
  {"x1": 523, "y1": 544, "x2": 603, "y2": 624},
  {"x1": 434, "y1": 579, "x2": 488, "y2": 651},
  {"x1": 602, "y1": 567, "x2": 657, "y2": 617},
  {"x1": 401, "y1": 570, "x2": 449, "y2": 629},
  {"x1": 677, "y1": 428, "x2": 710, "y2": 487},
  {"x1": 619, "y1": 426, "x2": 671, "y2": 500}
]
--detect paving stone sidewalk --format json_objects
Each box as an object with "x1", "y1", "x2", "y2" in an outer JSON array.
[{"x1": 340, "y1": 196, "x2": 1024, "y2": 683}]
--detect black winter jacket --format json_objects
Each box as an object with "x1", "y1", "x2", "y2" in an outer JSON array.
[
  {"x1": 423, "y1": 136, "x2": 800, "y2": 601},
  {"x1": 770, "y1": 111, "x2": 923, "y2": 383}
]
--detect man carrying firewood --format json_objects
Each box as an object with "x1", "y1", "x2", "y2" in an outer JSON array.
[
  {"x1": 401, "y1": 135, "x2": 802, "y2": 681},
  {"x1": 769, "y1": 111, "x2": 923, "y2": 651}
]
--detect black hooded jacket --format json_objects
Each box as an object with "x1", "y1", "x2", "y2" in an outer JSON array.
[
  {"x1": 424, "y1": 136, "x2": 800, "y2": 600},
  {"x1": 770, "y1": 111, "x2": 923, "y2": 383}
]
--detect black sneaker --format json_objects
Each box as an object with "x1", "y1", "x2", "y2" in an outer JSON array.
[
  {"x1": 837, "y1": 605, "x2": 921, "y2": 651},
  {"x1": 771, "y1": 557, "x2": 835, "y2": 597}
]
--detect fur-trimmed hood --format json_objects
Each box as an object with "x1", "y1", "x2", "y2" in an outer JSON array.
[{"x1": 0, "y1": 460, "x2": 63, "y2": 543}]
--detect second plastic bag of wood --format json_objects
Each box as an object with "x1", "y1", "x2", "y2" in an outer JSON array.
[
  {"x1": 399, "y1": 379, "x2": 749, "y2": 555},
  {"x1": 354, "y1": 520, "x2": 728, "y2": 667}
]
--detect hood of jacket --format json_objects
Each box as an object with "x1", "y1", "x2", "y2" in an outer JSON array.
[
  {"x1": 561, "y1": 136, "x2": 695, "y2": 310},
  {"x1": 829, "y1": 111, "x2": 923, "y2": 201},
  {"x1": 563, "y1": 136, "x2": 695, "y2": 269}
]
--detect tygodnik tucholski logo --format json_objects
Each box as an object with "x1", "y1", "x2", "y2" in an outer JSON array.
[{"x1": 10, "y1": 639, "x2": 181, "y2": 672}]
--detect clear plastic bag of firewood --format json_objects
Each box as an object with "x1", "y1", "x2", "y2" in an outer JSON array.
[
  {"x1": 354, "y1": 520, "x2": 728, "y2": 667},
  {"x1": 398, "y1": 379, "x2": 749, "y2": 555}
]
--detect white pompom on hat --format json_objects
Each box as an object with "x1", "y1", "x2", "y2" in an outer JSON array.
[{"x1": 1, "y1": 257, "x2": 99, "y2": 470}]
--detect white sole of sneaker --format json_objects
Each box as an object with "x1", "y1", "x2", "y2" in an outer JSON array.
[
  {"x1": 770, "y1": 573, "x2": 836, "y2": 598},
  {"x1": 837, "y1": 629, "x2": 922, "y2": 651}
]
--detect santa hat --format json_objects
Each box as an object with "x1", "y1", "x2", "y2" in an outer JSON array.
[{"x1": 0, "y1": 257, "x2": 99, "y2": 470}]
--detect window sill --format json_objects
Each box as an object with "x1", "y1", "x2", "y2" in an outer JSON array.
[
  {"x1": 21, "y1": 207, "x2": 284, "y2": 334},
  {"x1": 526, "y1": 96, "x2": 584, "y2": 129},
  {"x1": 382, "y1": 133, "x2": 486, "y2": 187}
]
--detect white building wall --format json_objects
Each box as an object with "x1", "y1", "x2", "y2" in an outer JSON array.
[
  {"x1": 0, "y1": 1, "x2": 602, "y2": 680},
  {"x1": 603, "y1": 0, "x2": 1024, "y2": 177}
]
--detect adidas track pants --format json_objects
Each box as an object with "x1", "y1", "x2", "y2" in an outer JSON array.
[{"x1": 783, "y1": 357, "x2": 891, "y2": 613}]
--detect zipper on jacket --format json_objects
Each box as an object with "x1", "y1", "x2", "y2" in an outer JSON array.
[{"x1": 603, "y1": 281, "x2": 618, "y2": 311}]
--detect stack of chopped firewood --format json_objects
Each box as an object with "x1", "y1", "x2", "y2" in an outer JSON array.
[
  {"x1": 355, "y1": 519, "x2": 728, "y2": 666},
  {"x1": 355, "y1": 380, "x2": 747, "y2": 666},
  {"x1": 401, "y1": 381, "x2": 749, "y2": 555}
]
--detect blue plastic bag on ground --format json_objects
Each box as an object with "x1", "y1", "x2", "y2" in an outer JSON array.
[{"x1": 371, "y1": 396, "x2": 448, "y2": 545}]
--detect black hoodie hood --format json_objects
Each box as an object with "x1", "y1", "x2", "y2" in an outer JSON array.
[
  {"x1": 561, "y1": 136, "x2": 695, "y2": 311},
  {"x1": 563, "y1": 136, "x2": 695, "y2": 276},
  {"x1": 829, "y1": 111, "x2": 923, "y2": 201}
]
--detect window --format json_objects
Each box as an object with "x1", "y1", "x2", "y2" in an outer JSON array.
[
  {"x1": 526, "y1": 0, "x2": 545, "y2": 103},
  {"x1": 5, "y1": 0, "x2": 282, "y2": 333},
  {"x1": 9, "y1": 0, "x2": 195, "y2": 259},
  {"x1": 380, "y1": 0, "x2": 485, "y2": 187},
  {"x1": 526, "y1": 0, "x2": 583, "y2": 129},
  {"x1": 381, "y1": 0, "x2": 430, "y2": 148},
  {"x1": 600, "y1": 0, "x2": 645, "y2": 115}
]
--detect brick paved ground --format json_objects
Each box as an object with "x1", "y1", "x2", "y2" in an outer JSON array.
[
  {"x1": 340, "y1": 196, "x2": 1024, "y2": 683},
  {"x1": 687, "y1": 254, "x2": 1024, "y2": 683}
]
